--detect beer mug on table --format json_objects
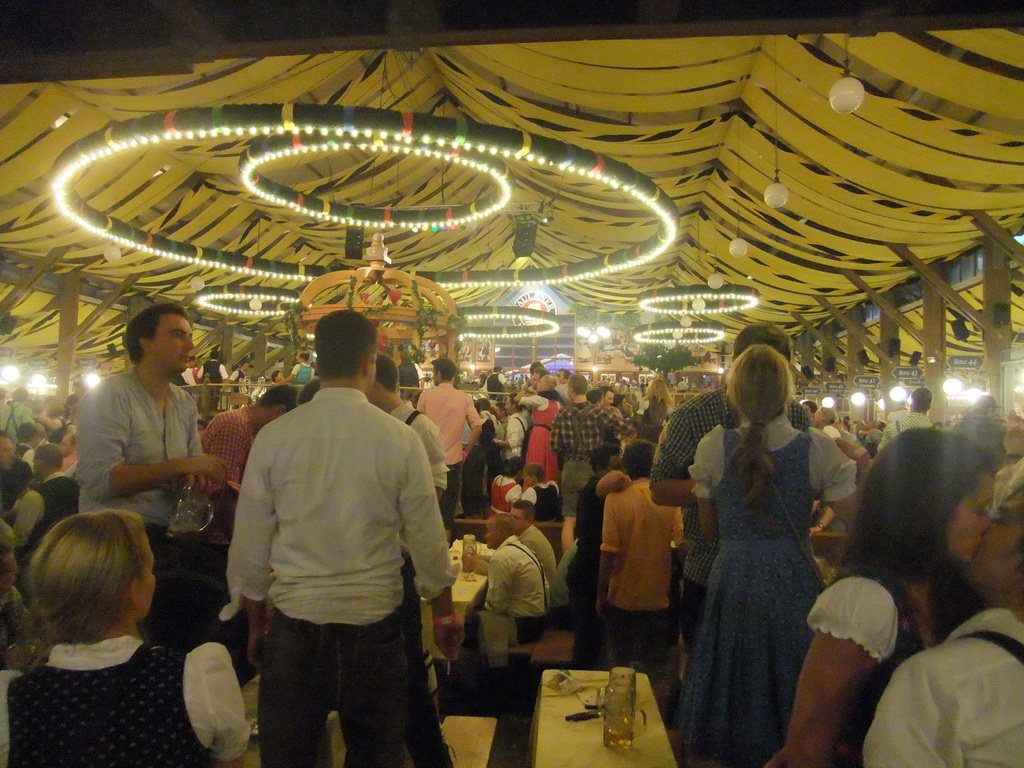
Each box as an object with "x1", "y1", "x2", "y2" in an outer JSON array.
[
  {"x1": 461, "y1": 534, "x2": 478, "y2": 581},
  {"x1": 603, "y1": 666, "x2": 638, "y2": 749}
]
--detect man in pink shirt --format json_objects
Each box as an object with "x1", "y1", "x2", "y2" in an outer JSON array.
[{"x1": 417, "y1": 357, "x2": 484, "y2": 537}]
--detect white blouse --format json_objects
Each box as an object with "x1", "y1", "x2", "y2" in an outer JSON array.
[
  {"x1": 690, "y1": 415, "x2": 856, "y2": 502},
  {"x1": 807, "y1": 577, "x2": 900, "y2": 660},
  {"x1": 0, "y1": 636, "x2": 249, "y2": 766}
]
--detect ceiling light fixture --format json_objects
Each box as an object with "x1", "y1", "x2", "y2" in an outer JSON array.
[
  {"x1": 52, "y1": 104, "x2": 677, "y2": 289},
  {"x1": 458, "y1": 306, "x2": 560, "y2": 340},
  {"x1": 829, "y1": 33, "x2": 866, "y2": 114},
  {"x1": 764, "y1": 38, "x2": 790, "y2": 210},
  {"x1": 633, "y1": 321, "x2": 726, "y2": 345},
  {"x1": 639, "y1": 285, "x2": 759, "y2": 316}
]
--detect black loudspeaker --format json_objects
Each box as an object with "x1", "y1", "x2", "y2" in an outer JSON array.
[
  {"x1": 0, "y1": 314, "x2": 16, "y2": 335},
  {"x1": 512, "y1": 219, "x2": 538, "y2": 258},
  {"x1": 800, "y1": 364, "x2": 814, "y2": 382},
  {"x1": 857, "y1": 349, "x2": 871, "y2": 366},
  {"x1": 994, "y1": 302, "x2": 1012, "y2": 328},
  {"x1": 887, "y1": 338, "x2": 901, "y2": 358},
  {"x1": 345, "y1": 226, "x2": 365, "y2": 260},
  {"x1": 908, "y1": 350, "x2": 922, "y2": 367},
  {"x1": 824, "y1": 356, "x2": 836, "y2": 373},
  {"x1": 952, "y1": 318, "x2": 970, "y2": 342}
]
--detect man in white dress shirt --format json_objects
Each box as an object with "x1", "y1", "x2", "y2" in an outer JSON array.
[
  {"x1": 470, "y1": 512, "x2": 549, "y2": 667},
  {"x1": 227, "y1": 310, "x2": 463, "y2": 768}
]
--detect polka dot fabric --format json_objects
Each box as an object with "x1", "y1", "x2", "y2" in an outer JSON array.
[{"x1": 8, "y1": 646, "x2": 207, "y2": 768}]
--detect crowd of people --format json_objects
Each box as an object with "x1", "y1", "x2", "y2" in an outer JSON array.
[{"x1": 0, "y1": 306, "x2": 1019, "y2": 768}]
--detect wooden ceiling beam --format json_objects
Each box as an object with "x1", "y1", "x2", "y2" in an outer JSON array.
[
  {"x1": 813, "y1": 296, "x2": 893, "y2": 366},
  {"x1": 0, "y1": 248, "x2": 67, "y2": 317},
  {"x1": 970, "y1": 211, "x2": 1024, "y2": 272},
  {"x1": 789, "y1": 311, "x2": 842, "y2": 362},
  {"x1": 69, "y1": 274, "x2": 141, "y2": 343},
  {"x1": 890, "y1": 244, "x2": 987, "y2": 330},
  {"x1": 839, "y1": 268, "x2": 924, "y2": 346}
]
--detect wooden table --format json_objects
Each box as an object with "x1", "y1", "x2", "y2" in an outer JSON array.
[
  {"x1": 421, "y1": 539, "x2": 488, "y2": 659},
  {"x1": 530, "y1": 670, "x2": 676, "y2": 768}
]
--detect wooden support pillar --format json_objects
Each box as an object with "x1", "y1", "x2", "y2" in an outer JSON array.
[
  {"x1": 922, "y1": 283, "x2": 947, "y2": 423},
  {"x1": 218, "y1": 325, "x2": 235, "y2": 368},
  {"x1": 982, "y1": 247, "x2": 1013, "y2": 403},
  {"x1": 123, "y1": 295, "x2": 150, "y2": 369},
  {"x1": 797, "y1": 333, "x2": 816, "y2": 383},
  {"x1": 251, "y1": 332, "x2": 268, "y2": 374},
  {"x1": 879, "y1": 313, "x2": 899, "y2": 394},
  {"x1": 54, "y1": 272, "x2": 81, "y2": 399}
]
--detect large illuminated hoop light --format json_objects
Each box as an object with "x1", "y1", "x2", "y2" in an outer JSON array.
[
  {"x1": 639, "y1": 285, "x2": 759, "y2": 315},
  {"x1": 241, "y1": 134, "x2": 511, "y2": 231},
  {"x1": 51, "y1": 104, "x2": 677, "y2": 288},
  {"x1": 459, "y1": 307, "x2": 560, "y2": 340},
  {"x1": 633, "y1": 321, "x2": 726, "y2": 344},
  {"x1": 196, "y1": 286, "x2": 301, "y2": 317}
]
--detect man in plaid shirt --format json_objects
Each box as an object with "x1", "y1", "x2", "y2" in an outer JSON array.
[
  {"x1": 650, "y1": 323, "x2": 810, "y2": 648},
  {"x1": 550, "y1": 373, "x2": 627, "y2": 552},
  {"x1": 200, "y1": 385, "x2": 298, "y2": 545}
]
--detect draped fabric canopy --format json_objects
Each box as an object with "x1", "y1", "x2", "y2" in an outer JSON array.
[{"x1": 0, "y1": 30, "x2": 1022, "y2": 364}]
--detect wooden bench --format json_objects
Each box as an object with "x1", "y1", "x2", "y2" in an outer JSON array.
[
  {"x1": 529, "y1": 628, "x2": 574, "y2": 669},
  {"x1": 441, "y1": 716, "x2": 497, "y2": 768}
]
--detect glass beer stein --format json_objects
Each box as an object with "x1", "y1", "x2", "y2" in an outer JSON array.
[{"x1": 603, "y1": 666, "x2": 637, "y2": 749}]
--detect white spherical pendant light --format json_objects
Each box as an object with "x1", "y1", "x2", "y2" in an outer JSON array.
[
  {"x1": 249, "y1": 298, "x2": 263, "y2": 311},
  {"x1": 708, "y1": 273, "x2": 725, "y2": 289},
  {"x1": 764, "y1": 181, "x2": 790, "y2": 209},
  {"x1": 679, "y1": 315, "x2": 693, "y2": 328},
  {"x1": 103, "y1": 244, "x2": 122, "y2": 262},
  {"x1": 189, "y1": 276, "x2": 205, "y2": 292},
  {"x1": 829, "y1": 76, "x2": 865, "y2": 114},
  {"x1": 729, "y1": 237, "x2": 749, "y2": 258},
  {"x1": 691, "y1": 297, "x2": 706, "y2": 312},
  {"x1": 850, "y1": 391, "x2": 867, "y2": 407}
]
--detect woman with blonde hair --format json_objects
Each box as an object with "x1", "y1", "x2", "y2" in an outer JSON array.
[
  {"x1": 675, "y1": 344, "x2": 856, "y2": 768},
  {"x1": 637, "y1": 377, "x2": 674, "y2": 442},
  {"x1": 0, "y1": 510, "x2": 248, "y2": 767}
]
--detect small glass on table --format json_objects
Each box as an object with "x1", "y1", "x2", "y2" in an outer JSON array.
[{"x1": 461, "y1": 534, "x2": 479, "y2": 581}]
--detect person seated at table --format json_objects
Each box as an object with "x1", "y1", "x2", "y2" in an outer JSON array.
[
  {"x1": 472, "y1": 500, "x2": 556, "y2": 586},
  {"x1": 466, "y1": 513, "x2": 549, "y2": 667},
  {"x1": 863, "y1": 456, "x2": 1024, "y2": 768},
  {"x1": 0, "y1": 509, "x2": 249, "y2": 767},
  {"x1": 490, "y1": 456, "x2": 525, "y2": 517},
  {"x1": 520, "y1": 463, "x2": 560, "y2": 522},
  {"x1": 509, "y1": 500, "x2": 557, "y2": 585}
]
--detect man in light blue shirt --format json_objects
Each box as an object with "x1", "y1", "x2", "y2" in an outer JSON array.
[{"x1": 77, "y1": 303, "x2": 226, "y2": 528}]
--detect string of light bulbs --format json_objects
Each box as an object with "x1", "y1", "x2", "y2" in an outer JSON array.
[{"x1": 52, "y1": 104, "x2": 678, "y2": 290}]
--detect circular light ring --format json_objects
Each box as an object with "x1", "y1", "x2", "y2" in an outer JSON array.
[
  {"x1": 458, "y1": 306, "x2": 560, "y2": 340},
  {"x1": 633, "y1": 321, "x2": 726, "y2": 344},
  {"x1": 241, "y1": 134, "x2": 511, "y2": 231},
  {"x1": 638, "y1": 285, "x2": 759, "y2": 315},
  {"x1": 52, "y1": 104, "x2": 677, "y2": 288},
  {"x1": 196, "y1": 286, "x2": 301, "y2": 317}
]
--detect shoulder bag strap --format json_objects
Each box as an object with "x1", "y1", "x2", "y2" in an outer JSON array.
[
  {"x1": 509, "y1": 542, "x2": 548, "y2": 613},
  {"x1": 963, "y1": 630, "x2": 1024, "y2": 665},
  {"x1": 771, "y1": 480, "x2": 825, "y2": 586},
  {"x1": 404, "y1": 410, "x2": 421, "y2": 426}
]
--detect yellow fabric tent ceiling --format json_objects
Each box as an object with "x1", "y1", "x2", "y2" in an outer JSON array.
[{"x1": 0, "y1": 29, "x2": 1022, "y2": 363}]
